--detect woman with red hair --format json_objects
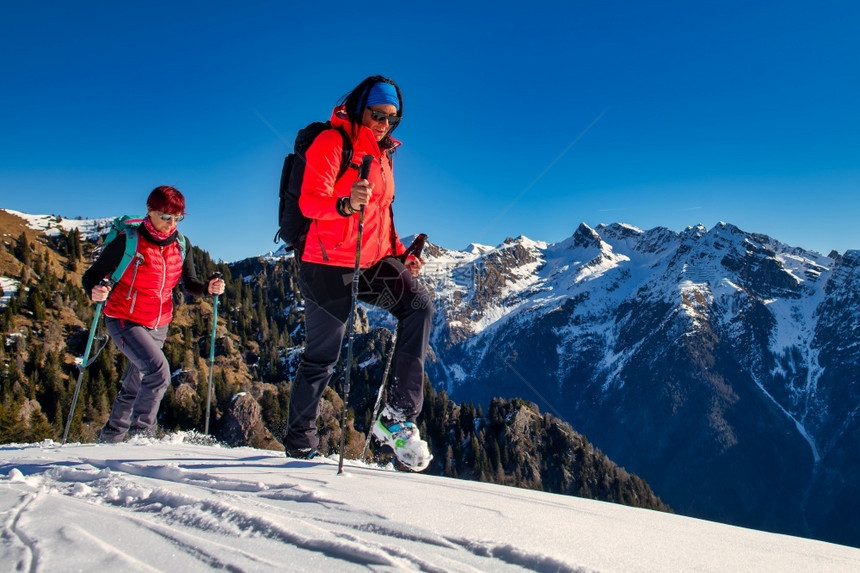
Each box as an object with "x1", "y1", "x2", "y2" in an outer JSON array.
[{"x1": 82, "y1": 185, "x2": 225, "y2": 442}]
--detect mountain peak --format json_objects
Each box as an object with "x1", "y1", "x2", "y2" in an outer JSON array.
[
  {"x1": 571, "y1": 222, "x2": 602, "y2": 249},
  {"x1": 710, "y1": 221, "x2": 745, "y2": 237},
  {"x1": 596, "y1": 222, "x2": 644, "y2": 240},
  {"x1": 841, "y1": 249, "x2": 860, "y2": 267},
  {"x1": 681, "y1": 223, "x2": 709, "y2": 240},
  {"x1": 464, "y1": 243, "x2": 494, "y2": 255}
]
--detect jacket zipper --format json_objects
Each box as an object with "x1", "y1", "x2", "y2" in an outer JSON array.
[
  {"x1": 125, "y1": 253, "x2": 145, "y2": 300},
  {"x1": 377, "y1": 156, "x2": 389, "y2": 257},
  {"x1": 155, "y1": 245, "x2": 167, "y2": 327},
  {"x1": 315, "y1": 220, "x2": 328, "y2": 262}
]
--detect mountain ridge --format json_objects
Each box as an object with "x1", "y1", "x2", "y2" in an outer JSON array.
[{"x1": 408, "y1": 220, "x2": 859, "y2": 546}]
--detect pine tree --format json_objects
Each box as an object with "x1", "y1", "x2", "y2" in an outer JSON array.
[
  {"x1": 1, "y1": 302, "x2": 13, "y2": 332},
  {"x1": 38, "y1": 351, "x2": 65, "y2": 427},
  {"x1": 26, "y1": 409, "x2": 54, "y2": 442},
  {"x1": 30, "y1": 290, "x2": 46, "y2": 321},
  {"x1": 67, "y1": 229, "x2": 80, "y2": 271},
  {"x1": 13, "y1": 232, "x2": 31, "y2": 265},
  {"x1": 0, "y1": 401, "x2": 25, "y2": 442}
]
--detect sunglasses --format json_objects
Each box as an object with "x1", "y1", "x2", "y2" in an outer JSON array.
[
  {"x1": 155, "y1": 212, "x2": 184, "y2": 223},
  {"x1": 366, "y1": 107, "x2": 401, "y2": 125}
]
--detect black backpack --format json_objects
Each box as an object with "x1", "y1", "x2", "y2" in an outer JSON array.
[{"x1": 276, "y1": 121, "x2": 355, "y2": 254}]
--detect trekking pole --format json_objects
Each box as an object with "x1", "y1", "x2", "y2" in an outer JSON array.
[
  {"x1": 63, "y1": 279, "x2": 111, "y2": 444},
  {"x1": 361, "y1": 331, "x2": 396, "y2": 461},
  {"x1": 338, "y1": 154, "x2": 373, "y2": 475},
  {"x1": 204, "y1": 272, "x2": 223, "y2": 435},
  {"x1": 360, "y1": 233, "x2": 427, "y2": 462}
]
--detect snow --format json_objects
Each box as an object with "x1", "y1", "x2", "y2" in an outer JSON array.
[
  {"x1": 3, "y1": 436, "x2": 859, "y2": 572},
  {"x1": 0, "y1": 276, "x2": 18, "y2": 308},
  {"x1": 2, "y1": 208, "x2": 113, "y2": 240},
  {"x1": 260, "y1": 243, "x2": 295, "y2": 261},
  {"x1": 464, "y1": 243, "x2": 494, "y2": 254}
]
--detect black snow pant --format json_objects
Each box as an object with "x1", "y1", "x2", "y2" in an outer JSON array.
[{"x1": 283, "y1": 256, "x2": 435, "y2": 451}]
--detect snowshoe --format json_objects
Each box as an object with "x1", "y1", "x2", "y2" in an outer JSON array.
[
  {"x1": 371, "y1": 417, "x2": 432, "y2": 472},
  {"x1": 285, "y1": 447, "x2": 319, "y2": 460}
]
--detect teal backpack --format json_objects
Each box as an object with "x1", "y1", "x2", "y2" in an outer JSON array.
[{"x1": 98, "y1": 215, "x2": 187, "y2": 284}]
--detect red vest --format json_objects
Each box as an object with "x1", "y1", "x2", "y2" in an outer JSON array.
[{"x1": 104, "y1": 234, "x2": 184, "y2": 328}]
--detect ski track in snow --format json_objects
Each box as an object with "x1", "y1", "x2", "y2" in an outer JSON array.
[
  {"x1": 51, "y1": 463, "x2": 420, "y2": 569},
  {"x1": 3, "y1": 438, "x2": 860, "y2": 572},
  {"x1": 0, "y1": 440, "x2": 598, "y2": 572},
  {"x1": 2, "y1": 490, "x2": 39, "y2": 573}
]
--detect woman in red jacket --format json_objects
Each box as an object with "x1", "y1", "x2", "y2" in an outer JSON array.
[
  {"x1": 284, "y1": 76, "x2": 435, "y2": 471},
  {"x1": 83, "y1": 186, "x2": 225, "y2": 442}
]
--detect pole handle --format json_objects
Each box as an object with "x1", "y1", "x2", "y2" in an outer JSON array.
[
  {"x1": 358, "y1": 154, "x2": 372, "y2": 180},
  {"x1": 401, "y1": 233, "x2": 427, "y2": 262}
]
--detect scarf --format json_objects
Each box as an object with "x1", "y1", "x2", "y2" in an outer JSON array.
[{"x1": 143, "y1": 216, "x2": 174, "y2": 242}]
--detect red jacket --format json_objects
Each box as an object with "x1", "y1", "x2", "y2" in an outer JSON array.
[
  {"x1": 104, "y1": 233, "x2": 185, "y2": 328},
  {"x1": 299, "y1": 106, "x2": 406, "y2": 268}
]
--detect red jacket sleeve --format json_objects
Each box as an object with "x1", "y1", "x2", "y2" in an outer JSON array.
[
  {"x1": 393, "y1": 229, "x2": 406, "y2": 257},
  {"x1": 299, "y1": 129, "x2": 350, "y2": 220}
]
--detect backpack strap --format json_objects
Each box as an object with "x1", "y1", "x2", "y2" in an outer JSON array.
[
  {"x1": 335, "y1": 127, "x2": 356, "y2": 177},
  {"x1": 175, "y1": 232, "x2": 187, "y2": 261},
  {"x1": 107, "y1": 227, "x2": 186, "y2": 285},
  {"x1": 109, "y1": 227, "x2": 140, "y2": 285},
  {"x1": 389, "y1": 205, "x2": 398, "y2": 256},
  {"x1": 384, "y1": 150, "x2": 398, "y2": 256}
]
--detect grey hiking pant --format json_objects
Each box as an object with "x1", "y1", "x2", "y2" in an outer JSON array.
[
  {"x1": 284, "y1": 257, "x2": 435, "y2": 451},
  {"x1": 102, "y1": 317, "x2": 170, "y2": 439}
]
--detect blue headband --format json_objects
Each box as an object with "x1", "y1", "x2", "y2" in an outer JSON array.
[{"x1": 364, "y1": 82, "x2": 399, "y2": 111}]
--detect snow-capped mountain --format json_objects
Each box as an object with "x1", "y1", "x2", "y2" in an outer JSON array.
[{"x1": 415, "y1": 222, "x2": 860, "y2": 546}]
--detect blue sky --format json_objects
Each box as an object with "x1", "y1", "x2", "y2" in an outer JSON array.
[{"x1": 2, "y1": 1, "x2": 858, "y2": 262}]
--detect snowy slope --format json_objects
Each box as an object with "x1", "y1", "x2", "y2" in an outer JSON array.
[
  {"x1": 3, "y1": 435, "x2": 860, "y2": 573},
  {"x1": 2, "y1": 208, "x2": 114, "y2": 241},
  {"x1": 0, "y1": 277, "x2": 17, "y2": 309}
]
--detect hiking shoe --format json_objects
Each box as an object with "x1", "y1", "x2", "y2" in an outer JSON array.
[
  {"x1": 97, "y1": 423, "x2": 127, "y2": 444},
  {"x1": 285, "y1": 447, "x2": 319, "y2": 460},
  {"x1": 371, "y1": 418, "x2": 432, "y2": 472},
  {"x1": 128, "y1": 426, "x2": 157, "y2": 440}
]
